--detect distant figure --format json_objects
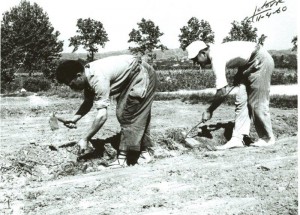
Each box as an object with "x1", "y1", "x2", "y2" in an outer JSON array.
[
  {"x1": 186, "y1": 40, "x2": 275, "y2": 149},
  {"x1": 56, "y1": 55, "x2": 157, "y2": 168}
]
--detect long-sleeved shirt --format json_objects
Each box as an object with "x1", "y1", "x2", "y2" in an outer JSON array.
[{"x1": 209, "y1": 41, "x2": 258, "y2": 89}]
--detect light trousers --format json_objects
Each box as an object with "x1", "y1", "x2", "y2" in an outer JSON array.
[{"x1": 232, "y1": 46, "x2": 274, "y2": 141}]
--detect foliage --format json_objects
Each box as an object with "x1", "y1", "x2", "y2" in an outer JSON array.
[
  {"x1": 272, "y1": 54, "x2": 297, "y2": 69},
  {"x1": 178, "y1": 17, "x2": 215, "y2": 50},
  {"x1": 128, "y1": 18, "x2": 167, "y2": 61},
  {"x1": 156, "y1": 68, "x2": 297, "y2": 92},
  {"x1": 0, "y1": 78, "x2": 23, "y2": 94},
  {"x1": 157, "y1": 69, "x2": 215, "y2": 92},
  {"x1": 291, "y1": 36, "x2": 297, "y2": 52},
  {"x1": 257, "y1": 34, "x2": 267, "y2": 45},
  {"x1": 41, "y1": 59, "x2": 61, "y2": 81},
  {"x1": 271, "y1": 69, "x2": 297, "y2": 84},
  {"x1": 154, "y1": 59, "x2": 194, "y2": 70},
  {"x1": 69, "y1": 18, "x2": 109, "y2": 62},
  {"x1": 154, "y1": 52, "x2": 297, "y2": 70},
  {"x1": 39, "y1": 84, "x2": 82, "y2": 98},
  {"x1": 1, "y1": 0, "x2": 63, "y2": 79},
  {"x1": 269, "y1": 95, "x2": 297, "y2": 109},
  {"x1": 155, "y1": 93, "x2": 297, "y2": 109},
  {"x1": 23, "y1": 77, "x2": 51, "y2": 92},
  {"x1": 223, "y1": 18, "x2": 258, "y2": 43}
]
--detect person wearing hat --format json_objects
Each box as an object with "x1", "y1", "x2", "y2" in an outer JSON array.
[
  {"x1": 186, "y1": 40, "x2": 275, "y2": 149},
  {"x1": 55, "y1": 55, "x2": 157, "y2": 167}
]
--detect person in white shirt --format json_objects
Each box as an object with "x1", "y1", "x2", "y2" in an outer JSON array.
[
  {"x1": 55, "y1": 55, "x2": 157, "y2": 167},
  {"x1": 186, "y1": 40, "x2": 275, "y2": 149}
]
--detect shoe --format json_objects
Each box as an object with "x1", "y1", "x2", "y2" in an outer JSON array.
[
  {"x1": 252, "y1": 137, "x2": 275, "y2": 147},
  {"x1": 108, "y1": 156, "x2": 128, "y2": 169},
  {"x1": 216, "y1": 137, "x2": 244, "y2": 150},
  {"x1": 137, "y1": 151, "x2": 152, "y2": 164}
]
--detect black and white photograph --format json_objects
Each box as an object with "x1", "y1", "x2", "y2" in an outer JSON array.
[{"x1": 0, "y1": 0, "x2": 298, "y2": 214}]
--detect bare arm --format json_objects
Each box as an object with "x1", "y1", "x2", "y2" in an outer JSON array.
[
  {"x1": 83, "y1": 108, "x2": 108, "y2": 141},
  {"x1": 61, "y1": 89, "x2": 94, "y2": 128},
  {"x1": 73, "y1": 89, "x2": 95, "y2": 121},
  {"x1": 207, "y1": 85, "x2": 231, "y2": 113},
  {"x1": 202, "y1": 85, "x2": 232, "y2": 122},
  {"x1": 71, "y1": 97, "x2": 94, "y2": 122}
]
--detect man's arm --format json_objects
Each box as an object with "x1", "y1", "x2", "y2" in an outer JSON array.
[
  {"x1": 63, "y1": 89, "x2": 94, "y2": 128},
  {"x1": 202, "y1": 85, "x2": 232, "y2": 122},
  {"x1": 82, "y1": 108, "x2": 108, "y2": 141},
  {"x1": 72, "y1": 97, "x2": 94, "y2": 121},
  {"x1": 208, "y1": 85, "x2": 232, "y2": 113}
]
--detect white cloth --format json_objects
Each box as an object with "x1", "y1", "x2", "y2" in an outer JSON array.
[{"x1": 209, "y1": 41, "x2": 257, "y2": 89}]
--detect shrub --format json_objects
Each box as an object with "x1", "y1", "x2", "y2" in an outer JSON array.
[
  {"x1": 269, "y1": 95, "x2": 298, "y2": 109},
  {"x1": 0, "y1": 78, "x2": 23, "y2": 94},
  {"x1": 23, "y1": 77, "x2": 51, "y2": 92},
  {"x1": 154, "y1": 53, "x2": 297, "y2": 70},
  {"x1": 272, "y1": 54, "x2": 297, "y2": 69},
  {"x1": 156, "y1": 69, "x2": 216, "y2": 92},
  {"x1": 156, "y1": 68, "x2": 297, "y2": 92},
  {"x1": 270, "y1": 69, "x2": 297, "y2": 85},
  {"x1": 39, "y1": 84, "x2": 82, "y2": 98},
  {"x1": 155, "y1": 93, "x2": 297, "y2": 109}
]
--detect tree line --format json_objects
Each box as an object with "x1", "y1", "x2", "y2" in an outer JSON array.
[{"x1": 1, "y1": 0, "x2": 298, "y2": 91}]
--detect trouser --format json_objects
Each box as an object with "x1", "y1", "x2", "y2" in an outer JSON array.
[
  {"x1": 116, "y1": 61, "x2": 157, "y2": 152},
  {"x1": 232, "y1": 45, "x2": 274, "y2": 141}
]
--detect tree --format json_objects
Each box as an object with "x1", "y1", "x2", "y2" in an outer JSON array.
[
  {"x1": 69, "y1": 18, "x2": 109, "y2": 62},
  {"x1": 128, "y1": 18, "x2": 167, "y2": 61},
  {"x1": 179, "y1": 17, "x2": 215, "y2": 50},
  {"x1": 291, "y1": 36, "x2": 297, "y2": 52},
  {"x1": 1, "y1": 0, "x2": 63, "y2": 80},
  {"x1": 223, "y1": 18, "x2": 258, "y2": 43},
  {"x1": 258, "y1": 34, "x2": 267, "y2": 45}
]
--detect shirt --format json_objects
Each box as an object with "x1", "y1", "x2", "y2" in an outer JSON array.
[
  {"x1": 209, "y1": 41, "x2": 257, "y2": 89},
  {"x1": 84, "y1": 55, "x2": 137, "y2": 109}
]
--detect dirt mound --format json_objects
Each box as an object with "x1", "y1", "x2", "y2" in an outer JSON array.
[
  {"x1": 1, "y1": 142, "x2": 117, "y2": 183},
  {"x1": 1, "y1": 123, "x2": 232, "y2": 182},
  {"x1": 2, "y1": 116, "x2": 294, "y2": 183}
]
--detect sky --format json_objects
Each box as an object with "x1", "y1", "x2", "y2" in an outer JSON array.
[{"x1": 0, "y1": 0, "x2": 298, "y2": 53}]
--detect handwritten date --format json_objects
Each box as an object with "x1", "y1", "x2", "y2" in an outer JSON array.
[{"x1": 247, "y1": 0, "x2": 287, "y2": 22}]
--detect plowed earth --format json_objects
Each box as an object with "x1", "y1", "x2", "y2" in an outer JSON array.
[{"x1": 0, "y1": 96, "x2": 298, "y2": 215}]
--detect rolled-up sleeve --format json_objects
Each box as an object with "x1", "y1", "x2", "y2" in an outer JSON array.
[{"x1": 91, "y1": 75, "x2": 111, "y2": 109}]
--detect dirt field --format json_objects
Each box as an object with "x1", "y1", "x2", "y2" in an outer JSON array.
[{"x1": 0, "y1": 96, "x2": 298, "y2": 215}]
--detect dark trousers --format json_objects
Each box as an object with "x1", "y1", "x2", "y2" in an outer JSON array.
[{"x1": 116, "y1": 61, "x2": 157, "y2": 152}]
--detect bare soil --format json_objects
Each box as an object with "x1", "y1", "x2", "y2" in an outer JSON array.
[{"x1": 0, "y1": 96, "x2": 298, "y2": 215}]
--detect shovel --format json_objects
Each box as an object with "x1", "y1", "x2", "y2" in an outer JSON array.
[
  {"x1": 49, "y1": 113, "x2": 77, "y2": 131},
  {"x1": 182, "y1": 86, "x2": 237, "y2": 150}
]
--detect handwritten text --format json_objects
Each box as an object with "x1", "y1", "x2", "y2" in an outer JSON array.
[{"x1": 247, "y1": 0, "x2": 287, "y2": 23}]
